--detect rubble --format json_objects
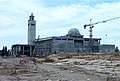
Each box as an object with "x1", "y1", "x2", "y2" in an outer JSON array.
[{"x1": 0, "y1": 52, "x2": 120, "y2": 81}]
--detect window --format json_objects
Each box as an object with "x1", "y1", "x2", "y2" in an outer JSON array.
[{"x1": 31, "y1": 24, "x2": 35, "y2": 26}]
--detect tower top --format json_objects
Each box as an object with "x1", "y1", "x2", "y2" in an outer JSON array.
[
  {"x1": 29, "y1": 13, "x2": 34, "y2": 21},
  {"x1": 31, "y1": 13, "x2": 34, "y2": 16}
]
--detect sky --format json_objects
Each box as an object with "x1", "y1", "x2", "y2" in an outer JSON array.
[{"x1": 0, "y1": 0, "x2": 120, "y2": 49}]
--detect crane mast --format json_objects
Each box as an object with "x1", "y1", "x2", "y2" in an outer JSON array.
[
  {"x1": 84, "y1": 16, "x2": 120, "y2": 52},
  {"x1": 89, "y1": 19, "x2": 94, "y2": 39}
]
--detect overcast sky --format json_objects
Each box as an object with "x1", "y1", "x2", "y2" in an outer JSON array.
[{"x1": 0, "y1": 0, "x2": 120, "y2": 49}]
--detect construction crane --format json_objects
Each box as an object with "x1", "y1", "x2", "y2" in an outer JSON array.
[{"x1": 84, "y1": 16, "x2": 120, "y2": 52}]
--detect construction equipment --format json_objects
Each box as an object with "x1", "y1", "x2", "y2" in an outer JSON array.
[{"x1": 84, "y1": 16, "x2": 120, "y2": 52}]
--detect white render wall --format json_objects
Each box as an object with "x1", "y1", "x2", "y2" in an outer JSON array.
[{"x1": 28, "y1": 20, "x2": 36, "y2": 45}]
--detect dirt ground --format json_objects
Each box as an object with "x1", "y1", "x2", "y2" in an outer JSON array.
[{"x1": 0, "y1": 52, "x2": 120, "y2": 81}]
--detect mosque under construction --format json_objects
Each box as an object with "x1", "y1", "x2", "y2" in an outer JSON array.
[{"x1": 11, "y1": 13, "x2": 115, "y2": 56}]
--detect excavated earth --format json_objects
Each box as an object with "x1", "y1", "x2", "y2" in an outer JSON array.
[{"x1": 0, "y1": 52, "x2": 120, "y2": 81}]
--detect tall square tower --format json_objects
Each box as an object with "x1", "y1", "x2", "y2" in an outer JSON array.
[{"x1": 28, "y1": 13, "x2": 36, "y2": 45}]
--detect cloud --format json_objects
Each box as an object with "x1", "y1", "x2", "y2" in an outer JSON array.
[
  {"x1": 0, "y1": 0, "x2": 120, "y2": 49},
  {"x1": 49, "y1": 5, "x2": 81, "y2": 21},
  {"x1": 0, "y1": 28, "x2": 25, "y2": 38},
  {"x1": 0, "y1": 15, "x2": 14, "y2": 26}
]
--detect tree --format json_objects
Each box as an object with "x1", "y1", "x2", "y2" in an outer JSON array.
[
  {"x1": 1, "y1": 46, "x2": 8, "y2": 57},
  {"x1": 2, "y1": 46, "x2": 4, "y2": 57},
  {"x1": 115, "y1": 46, "x2": 119, "y2": 52}
]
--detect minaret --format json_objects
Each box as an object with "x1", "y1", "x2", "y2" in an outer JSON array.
[{"x1": 28, "y1": 13, "x2": 36, "y2": 45}]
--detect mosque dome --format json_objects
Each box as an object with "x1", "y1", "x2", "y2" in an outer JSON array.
[{"x1": 67, "y1": 28, "x2": 81, "y2": 36}]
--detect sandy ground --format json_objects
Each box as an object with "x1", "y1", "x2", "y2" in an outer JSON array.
[{"x1": 0, "y1": 53, "x2": 120, "y2": 81}]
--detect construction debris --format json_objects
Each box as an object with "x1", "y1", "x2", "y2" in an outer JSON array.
[{"x1": 0, "y1": 52, "x2": 120, "y2": 81}]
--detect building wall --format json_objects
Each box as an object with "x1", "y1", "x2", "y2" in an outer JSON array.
[
  {"x1": 52, "y1": 39, "x2": 74, "y2": 53},
  {"x1": 35, "y1": 38, "x2": 82, "y2": 55},
  {"x1": 51, "y1": 38, "x2": 84, "y2": 53},
  {"x1": 83, "y1": 39, "x2": 100, "y2": 52},
  {"x1": 34, "y1": 36, "x2": 101, "y2": 55},
  {"x1": 100, "y1": 44, "x2": 115, "y2": 52},
  {"x1": 34, "y1": 40, "x2": 52, "y2": 55},
  {"x1": 12, "y1": 45, "x2": 34, "y2": 56}
]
